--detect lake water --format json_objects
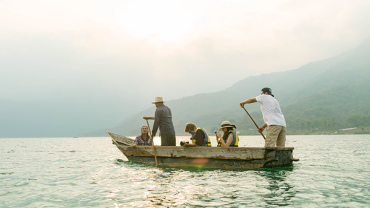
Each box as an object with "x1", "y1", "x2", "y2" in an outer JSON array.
[{"x1": 1, "y1": 135, "x2": 370, "y2": 207}]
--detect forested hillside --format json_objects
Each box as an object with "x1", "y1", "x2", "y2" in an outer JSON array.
[{"x1": 92, "y1": 39, "x2": 370, "y2": 136}]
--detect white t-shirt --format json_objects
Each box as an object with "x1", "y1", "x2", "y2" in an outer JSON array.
[{"x1": 255, "y1": 94, "x2": 286, "y2": 127}]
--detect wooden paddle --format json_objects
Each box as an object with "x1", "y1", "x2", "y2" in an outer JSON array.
[
  {"x1": 242, "y1": 107, "x2": 266, "y2": 140},
  {"x1": 145, "y1": 119, "x2": 159, "y2": 167}
]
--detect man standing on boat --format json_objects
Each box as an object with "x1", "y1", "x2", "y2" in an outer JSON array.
[
  {"x1": 239, "y1": 88, "x2": 286, "y2": 147},
  {"x1": 143, "y1": 97, "x2": 176, "y2": 146}
]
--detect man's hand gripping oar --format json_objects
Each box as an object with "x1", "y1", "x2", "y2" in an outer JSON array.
[{"x1": 240, "y1": 101, "x2": 266, "y2": 140}]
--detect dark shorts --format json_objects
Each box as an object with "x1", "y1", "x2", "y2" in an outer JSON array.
[{"x1": 160, "y1": 135, "x2": 176, "y2": 146}]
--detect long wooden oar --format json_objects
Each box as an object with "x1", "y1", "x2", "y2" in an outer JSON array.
[
  {"x1": 242, "y1": 107, "x2": 266, "y2": 140},
  {"x1": 145, "y1": 119, "x2": 159, "y2": 167}
]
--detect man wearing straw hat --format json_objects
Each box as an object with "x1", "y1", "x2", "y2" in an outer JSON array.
[
  {"x1": 143, "y1": 97, "x2": 176, "y2": 146},
  {"x1": 239, "y1": 87, "x2": 286, "y2": 147}
]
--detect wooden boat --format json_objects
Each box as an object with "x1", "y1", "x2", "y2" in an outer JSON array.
[{"x1": 107, "y1": 131, "x2": 299, "y2": 169}]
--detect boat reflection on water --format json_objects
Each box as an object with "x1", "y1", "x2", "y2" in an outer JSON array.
[
  {"x1": 142, "y1": 169, "x2": 194, "y2": 207},
  {"x1": 124, "y1": 166, "x2": 297, "y2": 207},
  {"x1": 255, "y1": 167, "x2": 297, "y2": 206}
]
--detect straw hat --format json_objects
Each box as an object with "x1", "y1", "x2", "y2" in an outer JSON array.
[
  {"x1": 219, "y1": 121, "x2": 236, "y2": 130},
  {"x1": 152, "y1": 97, "x2": 166, "y2": 104}
]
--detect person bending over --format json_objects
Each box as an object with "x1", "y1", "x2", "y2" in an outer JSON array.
[
  {"x1": 239, "y1": 87, "x2": 286, "y2": 147},
  {"x1": 182, "y1": 123, "x2": 211, "y2": 147}
]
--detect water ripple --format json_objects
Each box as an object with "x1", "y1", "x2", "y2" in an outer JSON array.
[{"x1": 0, "y1": 135, "x2": 370, "y2": 207}]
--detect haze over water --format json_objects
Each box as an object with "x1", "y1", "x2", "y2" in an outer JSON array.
[{"x1": 1, "y1": 135, "x2": 369, "y2": 207}]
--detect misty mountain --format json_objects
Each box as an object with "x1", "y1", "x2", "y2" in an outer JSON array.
[{"x1": 101, "y1": 38, "x2": 370, "y2": 136}]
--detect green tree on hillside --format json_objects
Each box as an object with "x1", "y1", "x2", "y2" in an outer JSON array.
[
  {"x1": 301, "y1": 122, "x2": 304, "y2": 132},
  {"x1": 348, "y1": 114, "x2": 370, "y2": 127},
  {"x1": 323, "y1": 120, "x2": 327, "y2": 131},
  {"x1": 307, "y1": 121, "x2": 311, "y2": 131}
]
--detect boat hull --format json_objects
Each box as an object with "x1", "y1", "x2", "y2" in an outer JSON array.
[
  {"x1": 127, "y1": 154, "x2": 292, "y2": 169},
  {"x1": 107, "y1": 131, "x2": 296, "y2": 169}
]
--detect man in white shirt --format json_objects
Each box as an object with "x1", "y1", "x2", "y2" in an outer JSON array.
[{"x1": 239, "y1": 88, "x2": 286, "y2": 147}]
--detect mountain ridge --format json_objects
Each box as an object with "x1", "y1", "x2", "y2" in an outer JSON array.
[{"x1": 85, "y1": 39, "x2": 370, "y2": 136}]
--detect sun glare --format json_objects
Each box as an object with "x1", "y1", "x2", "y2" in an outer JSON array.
[{"x1": 118, "y1": 2, "x2": 193, "y2": 41}]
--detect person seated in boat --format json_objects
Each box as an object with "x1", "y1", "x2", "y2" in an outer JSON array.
[
  {"x1": 133, "y1": 126, "x2": 152, "y2": 146},
  {"x1": 182, "y1": 123, "x2": 211, "y2": 147},
  {"x1": 215, "y1": 121, "x2": 239, "y2": 147}
]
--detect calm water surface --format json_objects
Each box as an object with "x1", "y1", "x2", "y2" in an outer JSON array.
[{"x1": 1, "y1": 135, "x2": 370, "y2": 207}]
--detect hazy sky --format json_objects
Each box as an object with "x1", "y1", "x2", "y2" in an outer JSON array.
[{"x1": 1, "y1": 0, "x2": 370, "y2": 136}]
